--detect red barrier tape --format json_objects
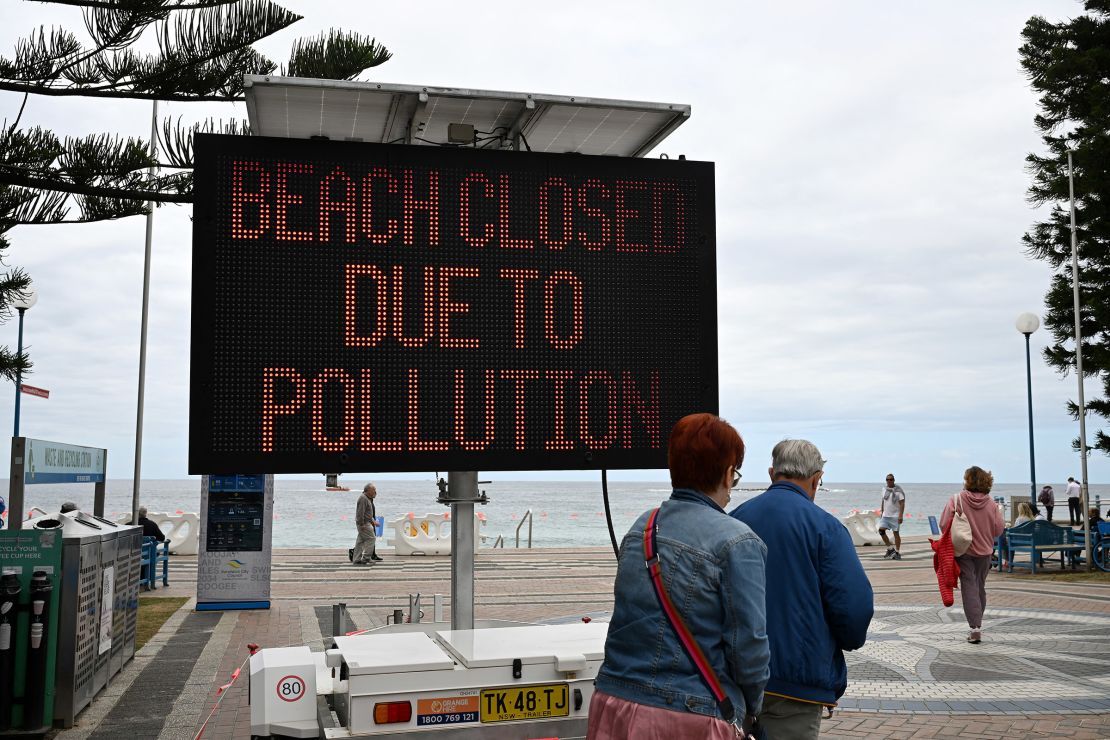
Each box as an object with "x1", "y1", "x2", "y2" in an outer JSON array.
[{"x1": 194, "y1": 643, "x2": 260, "y2": 739}]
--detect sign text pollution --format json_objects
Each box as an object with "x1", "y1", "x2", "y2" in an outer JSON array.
[{"x1": 190, "y1": 135, "x2": 717, "y2": 473}]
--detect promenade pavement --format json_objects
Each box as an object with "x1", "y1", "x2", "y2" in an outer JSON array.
[{"x1": 53, "y1": 535, "x2": 1110, "y2": 740}]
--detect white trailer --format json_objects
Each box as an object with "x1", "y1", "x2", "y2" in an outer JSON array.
[{"x1": 251, "y1": 621, "x2": 607, "y2": 739}]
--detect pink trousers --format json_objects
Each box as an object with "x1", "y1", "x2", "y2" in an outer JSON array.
[{"x1": 586, "y1": 689, "x2": 740, "y2": 739}]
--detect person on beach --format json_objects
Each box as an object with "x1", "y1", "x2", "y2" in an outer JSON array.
[
  {"x1": 731, "y1": 440, "x2": 873, "y2": 740},
  {"x1": 352, "y1": 484, "x2": 382, "y2": 565},
  {"x1": 878, "y1": 474, "x2": 905, "y2": 560},
  {"x1": 589, "y1": 413, "x2": 769, "y2": 740},
  {"x1": 1066, "y1": 477, "x2": 1082, "y2": 525},
  {"x1": 939, "y1": 466, "x2": 1005, "y2": 644},
  {"x1": 1038, "y1": 485, "x2": 1055, "y2": 522}
]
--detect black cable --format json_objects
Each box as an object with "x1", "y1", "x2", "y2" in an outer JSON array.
[
  {"x1": 602, "y1": 469, "x2": 619, "y2": 559},
  {"x1": 413, "y1": 136, "x2": 468, "y2": 147},
  {"x1": 518, "y1": 131, "x2": 532, "y2": 152}
]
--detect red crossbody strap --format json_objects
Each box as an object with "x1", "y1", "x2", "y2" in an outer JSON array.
[{"x1": 642, "y1": 507, "x2": 737, "y2": 723}]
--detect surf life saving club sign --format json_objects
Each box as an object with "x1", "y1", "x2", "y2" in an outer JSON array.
[{"x1": 189, "y1": 134, "x2": 717, "y2": 474}]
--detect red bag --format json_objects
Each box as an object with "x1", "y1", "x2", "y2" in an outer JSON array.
[{"x1": 929, "y1": 524, "x2": 961, "y2": 607}]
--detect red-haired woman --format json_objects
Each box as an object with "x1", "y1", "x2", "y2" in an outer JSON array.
[
  {"x1": 939, "y1": 466, "x2": 1005, "y2": 644},
  {"x1": 587, "y1": 413, "x2": 769, "y2": 739}
]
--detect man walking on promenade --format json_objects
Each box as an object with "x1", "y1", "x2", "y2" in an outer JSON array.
[
  {"x1": 731, "y1": 440, "x2": 873, "y2": 740},
  {"x1": 352, "y1": 483, "x2": 382, "y2": 565},
  {"x1": 1066, "y1": 476, "x2": 1082, "y2": 526},
  {"x1": 878, "y1": 473, "x2": 905, "y2": 560}
]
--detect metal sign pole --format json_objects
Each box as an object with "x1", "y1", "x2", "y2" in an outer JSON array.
[
  {"x1": 7, "y1": 436, "x2": 24, "y2": 530},
  {"x1": 131, "y1": 99, "x2": 158, "y2": 526},
  {"x1": 93, "y1": 449, "x2": 107, "y2": 518},
  {"x1": 440, "y1": 471, "x2": 485, "y2": 630},
  {"x1": 13, "y1": 308, "x2": 26, "y2": 437},
  {"x1": 1068, "y1": 151, "x2": 1093, "y2": 569}
]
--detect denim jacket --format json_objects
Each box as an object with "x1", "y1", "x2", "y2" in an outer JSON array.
[{"x1": 595, "y1": 488, "x2": 770, "y2": 719}]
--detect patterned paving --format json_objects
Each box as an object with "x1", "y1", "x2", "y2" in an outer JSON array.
[
  {"x1": 841, "y1": 606, "x2": 1110, "y2": 714},
  {"x1": 100, "y1": 544, "x2": 1110, "y2": 737}
]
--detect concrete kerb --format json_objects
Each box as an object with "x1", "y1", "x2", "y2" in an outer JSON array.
[
  {"x1": 300, "y1": 602, "x2": 325, "y2": 648},
  {"x1": 55, "y1": 597, "x2": 198, "y2": 740}
]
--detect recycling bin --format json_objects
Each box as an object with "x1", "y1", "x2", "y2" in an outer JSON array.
[{"x1": 26, "y1": 511, "x2": 141, "y2": 727}]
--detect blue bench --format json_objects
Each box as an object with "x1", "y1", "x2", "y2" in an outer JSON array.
[
  {"x1": 1066, "y1": 521, "x2": 1109, "y2": 567},
  {"x1": 1005, "y1": 520, "x2": 1084, "y2": 573},
  {"x1": 141, "y1": 536, "x2": 171, "y2": 589},
  {"x1": 140, "y1": 538, "x2": 155, "y2": 590}
]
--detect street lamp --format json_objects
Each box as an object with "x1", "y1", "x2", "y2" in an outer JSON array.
[
  {"x1": 12, "y1": 286, "x2": 37, "y2": 437},
  {"x1": 1016, "y1": 312, "x2": 1040, "y2": 505}
]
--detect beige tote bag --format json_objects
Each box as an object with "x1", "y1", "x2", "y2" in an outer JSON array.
[{"x1": 950, "y1": 492, "x2": 974, "y2": 557}]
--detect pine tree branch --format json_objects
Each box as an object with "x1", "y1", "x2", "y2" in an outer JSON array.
[
  {"x1": 159, "y1": 115, "x2": 248, "y2": 168},
  {"x1": 2, "y1": 0, "x2": 301, "y2": 99},
  {"x1": 0, "y1": 269, "x2": 33, "y2": 316},
  {"x1": 0, "y1": 79, "x2": 240, "y2": 100},
  {"x1": 0, "y1": 184, "x2": 70, "y2": 226},
  {"x1": 0, "y1": 168, "x2": 191, "y2": 203},
  {"x1": 40, "y1": 0, "x2": 244, "y2": 9},
  {"x1": 0, "y1": 346, "x2": 32, "y2": 384},
  {"x1": 283, "y1": 29, "x2": 391, "y2": 80}
]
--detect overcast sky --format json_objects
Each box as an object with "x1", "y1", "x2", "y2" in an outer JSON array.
[{"x1": 1, "y1": 0, "x2": 1106, "y2": 487}]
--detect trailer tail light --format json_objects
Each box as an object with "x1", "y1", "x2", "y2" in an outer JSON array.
[{"x1": 373, "y1": 701, "x2": 413, "y2": 724}]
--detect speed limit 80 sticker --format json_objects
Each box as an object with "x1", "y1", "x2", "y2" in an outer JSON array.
[{"x1": 276, "y1": 674, "x2": 306, "y2": 702}]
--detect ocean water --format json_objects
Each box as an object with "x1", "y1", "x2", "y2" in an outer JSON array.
[{"x1": 4, "y1": 478, "x2": 1108, "y2": 549}]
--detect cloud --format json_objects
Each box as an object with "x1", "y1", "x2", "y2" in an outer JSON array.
[{"x1": 0, "y1": 0, "x2": 1104, "y2": 485}]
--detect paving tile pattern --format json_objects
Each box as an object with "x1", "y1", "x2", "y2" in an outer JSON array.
[
  {"x1": 62, "y1": 538, "x2": 1110, "y2": 739},
  {"x1": 839, "y1": 605, "x2": 1110, "y2": 715}
]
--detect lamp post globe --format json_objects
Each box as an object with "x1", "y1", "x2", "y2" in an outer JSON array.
[
  {"x1": 1016, "y1": 311, "x2": 1039, "y2": 505},
  {"x1": 12, "y1": 285, "x2": 37, "y2": 438},
  {"x1": 1016, "y1": 312, "x2": 1040, "y2": 336}
]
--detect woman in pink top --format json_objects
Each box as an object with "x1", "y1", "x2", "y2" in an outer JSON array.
[{"x1": 939, "y1": 466, "x2": 1005, "y2": 644}]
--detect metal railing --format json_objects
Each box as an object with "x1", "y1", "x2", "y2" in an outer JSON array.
[
  {"x1": 515, "y1": 509, "x2": 533, "y2": 549},
  {"x1": 492, "y1": 534, "x2": 504, "y2": 548}
]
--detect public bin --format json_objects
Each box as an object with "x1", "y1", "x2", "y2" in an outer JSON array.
[
  {"x1": 26, "y1": 511, "x2": 141, "y2": 727},
  {"x1": 0, "y1": 528, "x2": 62, "y2": 733}
]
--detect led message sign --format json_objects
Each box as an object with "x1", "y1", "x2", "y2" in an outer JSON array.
[{"x1": 189, "y1": 134, "x2": 717, "y2": 473}]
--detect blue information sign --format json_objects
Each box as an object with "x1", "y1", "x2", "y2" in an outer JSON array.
[{"x1": 22, "y1": 438, "x2": 107, "y2": 485}]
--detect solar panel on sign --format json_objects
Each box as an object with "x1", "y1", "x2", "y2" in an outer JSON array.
[{"x1": 244, "y1": 77, "x2": 690, "y2": 157}]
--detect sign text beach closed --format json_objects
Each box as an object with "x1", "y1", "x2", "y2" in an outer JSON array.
[{"x1": 189, "y1": 134, "x2": 717, "y2": 473}]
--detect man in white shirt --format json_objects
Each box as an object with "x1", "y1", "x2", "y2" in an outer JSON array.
[
  {"x1": 878, "y1": 474, "x2": 906, "y2": 560},
  {"x1": 1066, "y1": 476, "x2": 1082, "y2": 525}
]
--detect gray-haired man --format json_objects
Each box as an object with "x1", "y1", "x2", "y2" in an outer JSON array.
[
  {"x1": 731, "y1": 440, "x2": 873, "y2": 739},
  {"x1": 352, "y1": 484, "x2": 382, "y2": 565}
]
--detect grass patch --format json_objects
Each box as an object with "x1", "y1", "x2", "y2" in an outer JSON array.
[
  {"x1": 1005, "y1": 570, "x2": 1110, "y2": 583},
  {"x1": 137, "y1": 596, "x2": 189, "y2": 649}
]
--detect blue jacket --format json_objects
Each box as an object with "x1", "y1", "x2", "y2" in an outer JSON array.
[
  {"x1": 730, "y1": 482, "x2": 872, "y2": 706},
  {"x1": 595, "y1": 488, "x2": 770, "y2": 720}
]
